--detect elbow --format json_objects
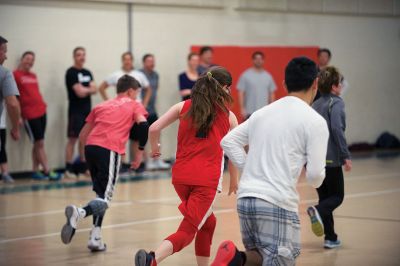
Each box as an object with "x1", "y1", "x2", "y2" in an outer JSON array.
[
  {"x1": 149, "y1": 123, "x2": 160, "y2": 135},
  {"x1": 220, "y1": 136, "x2": 230, "y2": 151}
]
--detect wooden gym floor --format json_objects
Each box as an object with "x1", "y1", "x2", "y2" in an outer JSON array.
[{"x1": 0, "y1": 155, "x2": 399, "y2": 266}]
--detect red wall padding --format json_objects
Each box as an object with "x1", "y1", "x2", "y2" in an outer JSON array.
[{"x1": 191, "y1": 46, "x2": 319, "y2": 122}]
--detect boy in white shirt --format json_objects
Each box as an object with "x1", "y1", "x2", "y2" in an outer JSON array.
[{"x1": 211, "y1": 57, "x2": 329, "y2": 266}]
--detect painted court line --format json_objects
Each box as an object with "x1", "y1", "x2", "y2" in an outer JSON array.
[{"x1": 0, "y1": 188, "x2": 399, "y2": 244}]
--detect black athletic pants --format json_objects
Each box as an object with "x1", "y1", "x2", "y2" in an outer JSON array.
[{"x1": 315, "y1": 166, "x2": 344, "y2": 241}]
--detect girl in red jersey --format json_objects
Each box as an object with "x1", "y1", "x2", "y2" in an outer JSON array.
[{"x1": 134, "y1": 66, "x2": 239, "y2": 266}]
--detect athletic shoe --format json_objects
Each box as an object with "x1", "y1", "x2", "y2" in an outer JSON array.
[
  {"x1": 307, "y1": 206, "x2": 324, "y2": 237},
  {"x1": 211, "y1": 240, "x2": 243, "y2": 266},
  {"x1": 145, "y1": 160, "x2": 158, "y2": 171},
  {"x1": 32, "y1": 171, "x2": 48, "y2": 180},
  {"x1": 120, "y1": 163, "x2": 131, "y2": 175},
  {"x1": 324, "y1": 239, "x2": 341, "y2": 249},
  {"x1": 135, "y1": 162, "x2": 146, "y2": 174},
  {"x1": 2, "y1": 173, "x2": 15, "y2": 183},
  {"x1": 64, "y1": 170, "x2": 77, "y2": 179},
  {"x1": 61, "y1": 205, "x2": 84, "y2": 244},
  {"x1": 155, "y1": 159, "x2": 171, "y2": 170},
  {"x1": 87, "y1": 226, "x2": 107, "y2": 252},
  {"x1": 47, "y1": 171, "x2": 62, "y2": 181},
  {"x1": 134, "y1": 249, "x2": 157, "y2": 266}
]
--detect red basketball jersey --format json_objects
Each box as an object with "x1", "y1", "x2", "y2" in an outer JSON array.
[{"x1": 172, "y1": 100, "x2": 230, "y2": 189}]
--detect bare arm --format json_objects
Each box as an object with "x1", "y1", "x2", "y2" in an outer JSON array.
[
  {"x1": 88, "y1": 81, "x2": 97, "y2": 95},
  {"x1": 72, "y1": 83, "x2": 91, "y2": 98},
  {"x1": 5, "y1": 95, "x2": 21, "y2": 140},
  {"x1": 269, "y1": 92, "x2": 276, "y2": 104},
  {"x1": 227, "y1": 111, "x2": 239, "y2": 195},
  {"x1": 149, "y1": 102, "x2": 184, "y2": 157},
  {"x1": 180, "y1": 89, "x2": 192, "y2": 98},
  {"x1": 78, "y1": 122, "x2": 95, "y2": 161},
  {"x1": 98, "y1": 81, "x2": 110, "y2": 101},
  {"x1": 238, "y1": 91, "x2": 246, "y2": 118},
  {"x1": 142, "y1": 86, "x2": 152, "y2": 108}
]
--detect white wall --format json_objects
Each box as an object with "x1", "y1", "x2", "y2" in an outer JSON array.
[{"x1": 1, "y1": 0, "x2": 399, "y2": 172}]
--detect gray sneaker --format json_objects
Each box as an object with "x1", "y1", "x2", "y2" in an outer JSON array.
[
  {"x1": 324, "y1": 239, "x2": 341, "y2": 249},
  {"x1": 2, "y1": 173, "x2": 14, "y2": 183}
]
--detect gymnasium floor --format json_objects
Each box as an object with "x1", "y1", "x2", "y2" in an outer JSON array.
[{"x1": 1, "y1": 155, "x2": 399, "y2": 266}]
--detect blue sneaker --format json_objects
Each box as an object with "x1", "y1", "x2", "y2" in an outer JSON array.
[
  {"x1": 307, "y1": 206, "x2": 324, "y2": 237},
  {"x1": 47, "y1": 171, "x2": 62, "y2": 181},
  {"x1": 32, "y1": 172, "x2": 48, "y2": 180},
  {"x1": 324, "y1": 239, "x2": 341, "y2": 249}
]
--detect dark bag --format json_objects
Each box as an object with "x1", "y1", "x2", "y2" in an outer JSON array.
[{"x1": 375, "y1": 132, "x2": 400, "y2": 149}]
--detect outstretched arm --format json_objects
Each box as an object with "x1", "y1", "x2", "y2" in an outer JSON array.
[{"x1": 149, "y1": 102, "x2": 184, "y2": 157}]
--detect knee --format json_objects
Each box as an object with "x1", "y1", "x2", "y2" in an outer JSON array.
[
  {"x1": 200, "y1": 214, "x2": 216, "y2": 233},
  {"x1": 88, "y1": 199, "x2": 109, "y2": 216},
  {"x1": 34, "y1": 140, "x2": 44, "y2": 149}
]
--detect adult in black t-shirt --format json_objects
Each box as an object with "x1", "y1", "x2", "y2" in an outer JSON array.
[{"x1": 65, "y1": 47, "x2": 96, "y2": 178}]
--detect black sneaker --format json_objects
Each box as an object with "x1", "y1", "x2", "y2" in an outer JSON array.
[
  {"x1": 134, "y1": 249, "x2": 156, "y2": 266},
  {"x1": 135, "y1": 162, "x2": 146, "y2": 174}
]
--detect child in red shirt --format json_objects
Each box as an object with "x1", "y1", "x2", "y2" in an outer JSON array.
[
  {"x1": 61, "y1": 75, "x2": 148, "y2": 252},
  {"x1": 134, "y1": 67, "x2": 239, "y2": 266},
  {"x1": 13, "y1": 51, "x2": 60, "y2": 180}
]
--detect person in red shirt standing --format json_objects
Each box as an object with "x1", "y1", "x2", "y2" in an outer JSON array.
[
  {"x1": 134, "y1": 66, "x2": 239, "y2": 266},
  {"x1": 60, "y1": 75, "x2": 149, "y2": 252},
  {"x1": 13, "y1": 51, "x2": 61, "y2": 180}
]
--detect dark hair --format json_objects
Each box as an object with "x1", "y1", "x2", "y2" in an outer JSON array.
[
  {"x1": 142, "y1": 53, "x2": 153, "y2": 62},
  {"x1": 121, "y1": 51, "x2": 133, "y2": 60},
  {"x1": 0, "y1": 36, "x2": 8, "y2": 46},
  {"x1": 116, "y1": 74, "x2": 141, "y2": 93},
  {"x1": 285, "y1": 57, "x2": 318, "y2": 92},
  {"x1": 22, "y1": 51, "x2": 35, "y2": 59},
  {"x1": 187, "y1": 52, "x2": 198, "y2": 61},
  {"x1": 318, "y1": 66, "x2": 341, "y2": 94},
  {"x1": 186, "y1": 66, "x2": 233, "y2": 136},
  {"x1": 199, "y1": 46, "x2": 213, "y2": 55},
  {"x1": 252, "y1": 51, "x2": 264, "y2": 59},
  {"x1": 318, "y1": 48, "x2": 332, "y2": 58},
  {"x1": 73, "y1": 46, "x2": 85, "y2": 56}
]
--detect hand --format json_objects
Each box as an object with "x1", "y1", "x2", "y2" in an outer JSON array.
[
  {"x1": 344, "y1": 159, "x2": 352, "y2": 172},
  {"x1": 151, "y1": 143, "x2": 161, "y2": 158},
  {"x1": 18, "y1": 118, "x2": 23, "y2": 126},
  {"x1": 228, "y1": 182, "x2": 238, "y2": 196},
  {"x1": 11, "y1": 127, "x2": 20, "y2": 141},
  {"x1": 131, "y1": 150, "x2": 144, "y2": 170}
]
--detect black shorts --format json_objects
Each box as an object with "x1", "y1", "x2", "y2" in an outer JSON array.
[
  {"x1": 85, "y1": 145, "x2": 121, "y2": 202},
  {"x1": 129, "y1": 113, "x2": 158, "y2": 141},
  {"x1": 24, "y1": 114, "x2": 47, "y2": 142},
  {"x1": 67, "y1": 113, "x2": 87, "y2": 138},
  {"x1": 0, "y1": 129, "x2": 7, "y2": 164}
]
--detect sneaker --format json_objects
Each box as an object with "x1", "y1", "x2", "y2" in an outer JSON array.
[
  {"x1": 32, "y1": 171, "x2": 48, "y2": 180},
  {"x1": 307, "y1": 206, "x2": 324, "y2": 237},
  {"x1": 2, "y1": 173, "x2": 15, "y2": 183},
  {"x1": 135, "y1": 162, "x2": 146, "y2": 174},
  {"x1": 61, "y1": 205, "x2": 84, "y2": 244},
  {"x1": 64, "y1": 170, "x2": 77, "y2": 179},
  {"x1": 87, "y1": 226, "x2": 107, "y2": 252},
  {"x1": 211, "y1": 240, "x2": 243, "y2": 266},
  {"x1": 145, "y1": 160, "x2": 158, "y2": 171},
  {"x1": 47, "y1": 171, "x2": 62, "y2": 181},
  {"x1": 155, "y1": 159, "x2": 170, "y2": 170},
  {"x1": 324, "y1": 239, "x2": 341, "y2": 249},
  {"x1": 134, "y1": 249, "x2": 157, "y2": 266}
]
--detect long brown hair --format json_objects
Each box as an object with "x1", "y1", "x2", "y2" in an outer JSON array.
[{"x1": 186, "y1": 66, "x2": 233, "y2": 136}]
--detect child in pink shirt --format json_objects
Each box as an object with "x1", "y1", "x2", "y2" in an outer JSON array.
[{"x1": 61, "y1": 75, "x2": 149, "y2": 252}]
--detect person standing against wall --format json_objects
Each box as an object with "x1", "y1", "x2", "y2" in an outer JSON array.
[
  {"x1": 140, "y1": 53, "x2": 170, "y2": 170},
  {"x1": 0, "y1": 107, "x2": 13, "y2": 183},
  {"x1": 197, "y1": 46, "x2": 215, "y2": 75},
  {"x1": 178, "y1": 52, "x2": 199, "y2": 101},
  {"x1": 0, "y1": 36, "x2": 21, "y2": 144},
  {"x1": 98, "y1": 52, "x2": 152, "y2": 173},
  {"x1": 65, "y1": 47, "x2": 97, "y2": 178},
  {"x1": 14, "y1": 51, "x2": 61, "y2": 180},
  {"x1": 237, "y1": 51, "x2": 276, "y2": 120}
]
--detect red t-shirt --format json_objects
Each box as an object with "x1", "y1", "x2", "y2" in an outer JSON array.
[
  {"x1": 13, "y1": 70, "x2": 47, "y2": 120},
  {"x1": 172, "y1": 100, "x2": 230, "y2": 189},
  {"x1": 85, "y1": 95, "x2": 148, "y2": 155}
]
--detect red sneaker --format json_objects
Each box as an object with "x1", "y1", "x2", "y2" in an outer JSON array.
[{"x1": 211, "y1": 240, "x2": 242, "y2": 266}]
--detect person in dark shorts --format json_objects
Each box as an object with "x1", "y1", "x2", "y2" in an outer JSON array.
[
  {"x1": 13, "y1": 51, "x2": 61, "y2": 180},
  {"x1": 65, "y1": 47, "x2": 97, "y2": 178},
  {"x1": 61, "y1": 75, "x2": 148, "y2": 252}
]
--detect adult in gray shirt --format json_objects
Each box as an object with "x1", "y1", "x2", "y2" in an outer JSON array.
[
  {"x1": 0, "y1": 36, "x2": 21, "y2": 142},
  {"x1": 237, "y1": 51, "x2": 276, "y2": 119}
]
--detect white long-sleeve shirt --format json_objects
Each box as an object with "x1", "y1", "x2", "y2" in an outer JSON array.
[{"x1": 221, "y1": 96, "x2": 329, "y2": 212}]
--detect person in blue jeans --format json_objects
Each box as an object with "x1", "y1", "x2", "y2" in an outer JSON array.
[{"x1": 308, "y1": 66, "x2": 352, "y2": 249}]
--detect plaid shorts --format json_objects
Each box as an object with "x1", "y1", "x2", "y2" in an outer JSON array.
[{"x1": 237, "y1": 197, "x2": 301, "y2": 266}]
